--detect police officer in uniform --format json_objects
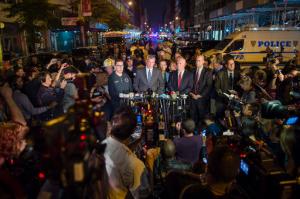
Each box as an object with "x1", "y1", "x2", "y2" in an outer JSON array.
[{"x1": 108, "y1": 59, "x2": 133, "y2": 111}]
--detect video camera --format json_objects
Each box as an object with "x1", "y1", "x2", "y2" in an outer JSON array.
[
  {"x1": 40, "y1": 101, "x2": 107, "y2": 198},
  {"x1": 261, "y1": 100, "x2": 300, "y2": 119},
  {"x1": 223, "y1": 92, "x2": 244, "y2": 112}
]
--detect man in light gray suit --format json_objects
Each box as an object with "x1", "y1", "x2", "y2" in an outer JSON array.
[{"x1": 134, "y1": 55, "x2": 165, "y2": 94}]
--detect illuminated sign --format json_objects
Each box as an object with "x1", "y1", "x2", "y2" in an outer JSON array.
[
  {"x1": 61, "y1": 17, "x2": 78, "y2": 26},
  {"x1": 257, "y1": 41, "x2": 292, "y2": 47},
  {"x1": 90, "y1": 22, "x2": 108, "y2": 30}
]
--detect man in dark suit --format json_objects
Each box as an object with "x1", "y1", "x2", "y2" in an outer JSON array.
[
  {"x1": 134, "y1": 55, "x2": 165, "y2": 94},
  {"x1": 168, "y1": 57, "x2": 193, "y2": 95},
  {"x1": 189, "y1": 55, "x2": 213, "y2": 124},
  {"x1": 214, "y1": 58, "x2": 240, "y2": 117}
]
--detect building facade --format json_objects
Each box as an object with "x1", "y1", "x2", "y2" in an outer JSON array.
[
  {"x1": 193, "y1": 0, "x2": 300, "y2": 40},
  {"x1": 0, "y1": 0, "x2": 144, "y2": 56},
  {"x1": 163, "y1": 0, "x2": 194, "y2": 33}
]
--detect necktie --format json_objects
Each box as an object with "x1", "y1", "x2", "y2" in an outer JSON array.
[
  {"x1": 196, "y1": 69, "x2": 201, "y2": 83},
  {"x1": 147, "y1": 69, "x2": 152, "y2": 83},
  {"x1": 178, "y1": 72, "x2": 182, "y2": 89},
  {"x1": 229, "y1": 72, "x2": 233, "y2": 90},
  {"x1": 194, "y1": 69, "x2": 201, "y2": 93}
]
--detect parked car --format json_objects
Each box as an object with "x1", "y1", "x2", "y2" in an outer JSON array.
[{"x1": 179, "y1": 40, "x2": 220, "y2": 57}]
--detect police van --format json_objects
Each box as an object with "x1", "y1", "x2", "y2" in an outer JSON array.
[{"x1": 203, "y1": 26, "x2": 300, "y2": 66}]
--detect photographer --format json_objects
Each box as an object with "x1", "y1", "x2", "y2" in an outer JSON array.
[
  {"x1": 90, "y1": 72, "x2": 112, "y2": 121},
  {"x1": 277, "y1": 64, "x2": 299, "y2": 105},
  {"x1": 11, "y1": 76, "x2": 56, "y2": 122},
  {"x1": 238, "y1": 76, "x2": 257, "y2": 104},
  {"x1": 62, "y1": 66, "x2": 78, "y2": 113},
  {"x1": 36, "y1": 72, "x2": 66, "y2": 121},
  {"x1": 103, "y1": 106, "x2": 151, "y2": 199},
  {"x1": 234, "y1": 103, "x2": 260, "y2": 138}
]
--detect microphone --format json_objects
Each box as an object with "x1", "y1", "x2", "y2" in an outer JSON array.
[{"x1": 223, "y1": 92, "x2": 236, "y2": 100}]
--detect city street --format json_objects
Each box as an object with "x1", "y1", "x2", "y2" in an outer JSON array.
[{"x1": 0, "y1": 0, "x2": 300, "y2": 199}]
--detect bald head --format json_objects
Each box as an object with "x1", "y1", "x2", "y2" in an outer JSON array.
[
  {"x1": 196, "y1": 54, "x2": 205, "y2": 68},
  {"x1": 177, "y1": 57, "x2": 186, "y2": 72}
]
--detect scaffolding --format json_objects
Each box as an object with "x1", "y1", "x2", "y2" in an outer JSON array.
[{"x1": 200, "y1": 1, "x2": 300, "y2": 40}]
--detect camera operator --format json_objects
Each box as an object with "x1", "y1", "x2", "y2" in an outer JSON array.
[
  {"x1": 234, "y1": 103, "x2": 260, "y2": 138},
  {"x1": 103, "y1": 106, "x2": 151, "y2": 199},
  {"x1": 238, "y1": 76, "x2": 257, "y2": 104},
  {"x1": 180, "y1": 146, "x2": 245, "y2": 199},
  {"x1": 90, "y1": 72, "x2": 112, "y2": 121},
  {"x1": 62, "y1": 66, "x2": 78, "y2": 113},
  {"x1": 277, "y1": 64, "x2": 299, "y2": 105}
]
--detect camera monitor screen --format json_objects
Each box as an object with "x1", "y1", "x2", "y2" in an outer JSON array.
[{"x1": 285, "y1": 116, "x2": 298, "y2": 125}]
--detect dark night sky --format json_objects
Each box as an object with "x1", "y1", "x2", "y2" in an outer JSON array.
[{"x1": 143, "y1": 0, "x2": 167, "y2": 31}]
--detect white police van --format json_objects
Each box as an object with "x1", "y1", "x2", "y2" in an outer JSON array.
[{"x1": 203, "y1": 26, "x2": 300, "y2": 66}]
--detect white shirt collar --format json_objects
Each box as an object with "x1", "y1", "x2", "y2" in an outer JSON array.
[
  {"x1": 146, "y1": 67, "x2": 153, "y2": 72},
  {"x1": 227, "y1": 70, "x2": 234, "y2": 76},
  {"x1": 178, "y1": 70, "x2": 185, "y2": 76},
  {"x1": 197, "y1": 66, "x2": 203, "y2": 73}
]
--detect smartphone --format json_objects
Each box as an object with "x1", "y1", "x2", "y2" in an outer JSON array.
[
  {"x1": 202, "y1": 129, "x2": 207, "y2": 137},
  {"x1": 136, "y1": 115, "x2": 142, "y2": 125},
  {"x1": 240, "y1": 160, "x2": 249, "y2": 175},
  {"x1": 285, "y1": 116, "x2": 298, "y2": 125}
]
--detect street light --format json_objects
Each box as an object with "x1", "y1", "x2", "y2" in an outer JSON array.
[
  {"x1": 175, "y1": 16, "x2": 179, "y2": 20},
  {"x1": 128, "y1": 1, "x2": 133, "y2": 6}
]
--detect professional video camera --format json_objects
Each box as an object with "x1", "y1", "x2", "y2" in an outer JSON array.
[
  {"x1": 214, "y1": 131, "x2": 299, "y2": 199},
  {"x1": 223, "y1": 92, "x2": 244, "y2": 112},
  {"x1": 39, "y1": 101, "x2": 108, "y2": 198},
  {"x1": 261, "y1": 100, "x2": 300, "y2": 119}
]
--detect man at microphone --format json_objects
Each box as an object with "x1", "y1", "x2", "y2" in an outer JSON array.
[
  {"x1": 134, "y1": 55, "x2": 164, "y2": 94},
  {"x1": 167, "y1": 57, "x2": 193, "y2": 95}
]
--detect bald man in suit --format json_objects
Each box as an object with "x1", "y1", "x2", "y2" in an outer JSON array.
[
  {"x1": 190, "y1": 55, "x2": 213, "y2": 124},
  {"x1": 168, "y1": 57, "x2": 193, "y2": 95}
]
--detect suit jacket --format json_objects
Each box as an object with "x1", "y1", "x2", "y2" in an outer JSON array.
[
  {"x1": 168, "y1": 70, "x2": 194, "y2": 95},
  {"x1": 214, "y1": 69, "x2": 240, "y2": 101},
  {"x1": 192, "y1": 67, "x2": 213, "y2": 100},
  {"x1": 134, "y1": 67, "x2": 165, "y2": 94}
]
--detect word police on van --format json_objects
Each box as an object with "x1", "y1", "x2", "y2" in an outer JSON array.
[
  {"x1": 203, "y1": 26, "x2": 300, "y2": 66},
  {"x1": 257, "y1": 41, "x2": 293, "y2": 48}
]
